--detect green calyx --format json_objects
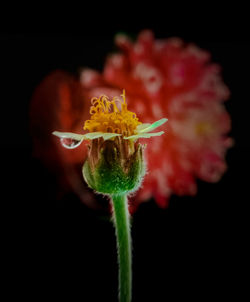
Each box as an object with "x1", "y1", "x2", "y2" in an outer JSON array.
[{"x1": 82, "y1": 139, "x2": 145, "y2": 195}]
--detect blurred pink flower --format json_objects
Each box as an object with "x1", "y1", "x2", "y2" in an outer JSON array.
[
  {"x1": 30, "y1": 30, "x2": 232, "y2": 210},
  {"x1": 30, "y1": 71, "x2": 99, "y2": 208},
  {"x1": 80, "y1": 30, "x2": 232, "y2": 208}
]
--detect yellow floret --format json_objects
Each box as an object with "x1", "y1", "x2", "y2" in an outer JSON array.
[{"x1": 83, "y1": 90, "x2": 141, "y2": 136}]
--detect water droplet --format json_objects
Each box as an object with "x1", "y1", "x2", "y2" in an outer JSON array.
[{"x1": 60, "y1": 137, "x2": 83, "y2": 149}]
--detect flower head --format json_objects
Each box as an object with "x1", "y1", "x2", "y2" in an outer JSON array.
[
  {"x1": 52, "y1": 90, "x2": 167, "y2": 195},
  {"x1": 53, "y1": 90, "x2": 167, "y2": 142}
]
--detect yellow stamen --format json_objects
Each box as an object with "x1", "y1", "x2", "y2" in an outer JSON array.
[{"x1": 83, "y1": 90, "x2": 141, "y2": 136}]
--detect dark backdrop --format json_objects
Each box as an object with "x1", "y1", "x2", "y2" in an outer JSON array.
[{"x1": 1, "y1": 14, "x2": 249, "y2": 301}]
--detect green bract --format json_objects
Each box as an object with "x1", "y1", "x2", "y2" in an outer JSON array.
[{"x1": 82, "y1": 141, "x2": 145, "y2": 195}]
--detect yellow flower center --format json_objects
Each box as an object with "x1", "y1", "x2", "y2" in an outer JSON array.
[
  {"x1": 196, "y1": 121, "x2": 214, "y2": 136},
  {"x1": 83, "y1": 90, "x2": 141, "y2": 137}
]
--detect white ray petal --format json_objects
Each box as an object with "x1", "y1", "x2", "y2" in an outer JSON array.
[
  {"x1": 84, "y1": 132, "x2": 121, "y2": 140},
  {"x1": 101, "y1": 133, "x2": 122, "y2": 141},
  {"x1": 123, "y1": 131, "x2": 165, "y2": 140},
  {"x1": 137, "y1": 118, "x2": 168, "y2": 133},
  {"x1": 136, "y1": 123, "x2": 151, "y2": 132},
  {"x1": 52, "y1": 131, "x2": 85, "y2": 141},
  {"x1": 84, "y1": 132, "x2": 107, "y2": 139}
]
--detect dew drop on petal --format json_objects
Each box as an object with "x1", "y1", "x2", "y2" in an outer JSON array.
[{"x1": 60, "y1": 137, "x2": 83, "y2": 149}]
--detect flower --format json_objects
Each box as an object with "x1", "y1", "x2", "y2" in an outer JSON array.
[
  {"x1": 80, "y1": 30, "x2": 232, "y2": 207},
  {"x1": 53, "y1": 90, "x2": 167, "y2": 142},
  {"x1": 52, "y1": 91, "x2": 167, "y2": 195}
]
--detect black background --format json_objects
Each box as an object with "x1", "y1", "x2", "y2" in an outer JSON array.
[{"x1": 1, "y1": 9, "x2": 249, "y2": 301}]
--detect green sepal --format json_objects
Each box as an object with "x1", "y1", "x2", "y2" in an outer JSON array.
[{"x1": 82, "y1": 143, "x2": 145, "y2": 195}]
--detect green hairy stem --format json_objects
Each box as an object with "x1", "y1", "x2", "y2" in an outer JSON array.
[{"x1": 111, "y1": 194, "x2": 132, "y2": 302}]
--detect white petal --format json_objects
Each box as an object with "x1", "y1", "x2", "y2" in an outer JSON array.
[
  {"x1": 136, "y1": 123, "x2": 151, "y2": 131},
  {"x1": 84, "y1": 132, "x2": 107, "y2": 139},
  {"x1": 101, "y1": 133, "x2": 122, "y2": 141},
  {"x1": 84, "y1": 132, "x2": 121, "y2": 140},
  {"x1": 123, "y1": 131, "x2": 165, "y2": 140},
  {"x1": 52, "y1": 131, "x2": 85, "y2": 141},
  {"x1": 137, "y1": 118, "x2": 168, "y2": 133}
]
